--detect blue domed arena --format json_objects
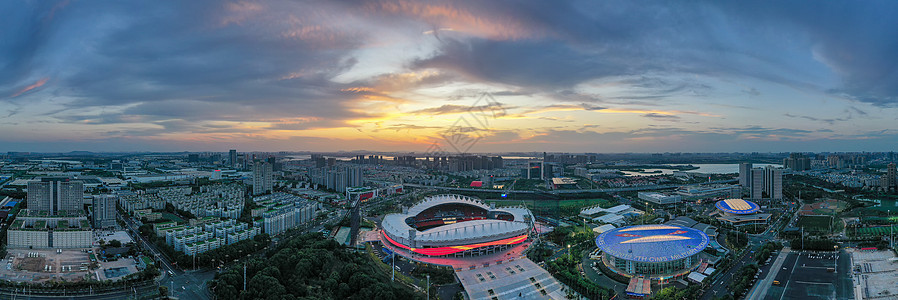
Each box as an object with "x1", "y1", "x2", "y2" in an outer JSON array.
[
  {"x1": 715, "y1": 198, "x2": 760, "y2": 215},
  {"x1": 595, "y1": 224, "x2": 709, "y2": 281}
]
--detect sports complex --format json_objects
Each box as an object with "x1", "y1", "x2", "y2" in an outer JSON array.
[
  {"x1": 595, "y1": 224, "x2": 709, "y2": 282},
  {"x1": 381, "y1": 194, "x2": 534, "y2": 257},
  {"x1": 715, "y1": 198, "x2": 770, "y2": 227}
]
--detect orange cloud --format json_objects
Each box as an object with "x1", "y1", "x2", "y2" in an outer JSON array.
[
  {"x1": 10, "y1": 78, "x2": 49, "y2": 98},
  {"x1": 369, "y1": 0, "x2": 534, "y2": 40},
  {"x1": 219, "y1": 1, "x2": 264, "y2": 26},
  {"x1": 342, "y1": 87, "x2": 376, "y2": 93}
]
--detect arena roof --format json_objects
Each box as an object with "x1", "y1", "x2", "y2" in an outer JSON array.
[
  {"x1": 382, "y1": 195, "x2": 532, "y2": 247},
  {"x1": 715, "y1": 199, "x2": 760, "y2": 215},
  {"x1": 596, "y1": 225, "x2": 709, "y2": 263}
]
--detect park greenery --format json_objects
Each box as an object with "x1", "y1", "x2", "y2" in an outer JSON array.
[
  {"x1": 654, "y1": 285, "x2": 703, "y2": 300},
  {"x1": 728, "y1": 263, "x2": 759, "y2": 299},
  {"x1": 210, "y1": 233, "x2": 420, "y2": 300},
  {"x1": 725, "y1": 230, "x2": 748, "y2": 249},
  {"x1": 755, "y1": 241, "x2": 783, "y2": 264},
  {"x1": 788, "y1": 237, "x2": 838, "y2": 251},
  {"x1": 546, "y1": 254, "x2": 614, "y2": 300}
]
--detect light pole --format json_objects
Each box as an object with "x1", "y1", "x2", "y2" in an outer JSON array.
[{"x1": 426, "y1": 274, "x2": 430, "y2": 300}]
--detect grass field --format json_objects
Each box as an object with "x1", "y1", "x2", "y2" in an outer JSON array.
[
  {"x1": 161, "y1": 212, "x2": 185, "y2": 223},
  {"x1": 798, "y1": 215, "x2": 834, "y2": 233},
  {"x1": 855, "y1": 225, "x2": 896, "y2": 236}
]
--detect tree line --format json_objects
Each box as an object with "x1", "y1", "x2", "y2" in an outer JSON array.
[{"x1": 210, "y1": 233, "x2": 420, "y2": 300}]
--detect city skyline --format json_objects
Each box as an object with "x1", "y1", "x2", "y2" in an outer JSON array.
[{"x1": 3, "y1": 1, "x2": 898, "y2": 153}]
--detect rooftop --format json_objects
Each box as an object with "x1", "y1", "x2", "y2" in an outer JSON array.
[
  {"x1": 715, "y1": 199, "x2": 760, "y2": 215},
  {"x1": 596, "y1": 225, "x2": 709, "y2": 263}
]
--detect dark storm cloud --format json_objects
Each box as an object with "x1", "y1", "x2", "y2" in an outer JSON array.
[
  {"x1": 1, "y1": 0, "x2": 370, "y2": 125},
  {"x1": 706, "y1": 1, "x2": 898, "y2": 106},
  {"x1": 408, "y1": 0, "x2": 898, "y2": 104}
]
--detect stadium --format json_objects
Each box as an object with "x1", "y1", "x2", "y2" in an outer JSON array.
[
  {"x1": 381, "y1": 194, "x2": 533, "y2": 256},
  {"x1": 715, "y1": 199, "x2": 770, "y2": 228},
  {"x1": 715, "y1": 198, "x2": 760, "y2": 215},
  {"x1": 595, "y1": 225, "x2": 709, "y2": 281}
]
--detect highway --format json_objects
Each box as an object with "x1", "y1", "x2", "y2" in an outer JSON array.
[
  {"x1": 403, "y1": 179, "x2": 737, "y2": 195},
  {"x1": 0, "y1": 282, "x2": 158, "y2": 299}
]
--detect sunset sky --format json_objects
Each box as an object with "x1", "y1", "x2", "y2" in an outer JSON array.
[{"x1": 2, "y1": 0, "x2": 898, "y2": 153}]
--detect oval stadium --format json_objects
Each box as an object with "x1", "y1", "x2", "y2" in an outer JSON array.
[
  {"x1": 595, "y1": 225, "x2": 709, "y2": 281},
  {"x1": 381, "y1": 194, "x2": 533, "y2": 256},
  {"x1": 715, "y1": 198, "x2": 760, "y2": 215}
]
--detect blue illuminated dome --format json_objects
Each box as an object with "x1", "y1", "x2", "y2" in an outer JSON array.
[
  {"x1": 715, "y1": 199, "x2": 760, "y2": 215},
  {"x1": 595, "y1": 225, "x2": 709, "y2": 263}
]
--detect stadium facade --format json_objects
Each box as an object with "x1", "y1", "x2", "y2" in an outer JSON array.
[
  {"x1": 715, "y1": 198, "x2": 770, "y2": 227},
  {"x1": 381, "y1": 194, "x2": 533, "y2": 256},
  {"x1": 595, "y1": 225, "x2": 709, "y2": 281}
]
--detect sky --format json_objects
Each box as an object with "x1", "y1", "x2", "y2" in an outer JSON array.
[{"x1": 2, "y1": 0, "x2": 898, "y2": 153}]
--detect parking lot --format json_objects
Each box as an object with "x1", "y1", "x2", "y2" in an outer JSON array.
[
  {"x1": 0, "y1": 248, "x2": 93, "y2": 283},
  {"x1": 850, "y1": 249, "x2": 898, "y2": 299},
  {"x1": 764, "y1": 250, "x2": 853, "y2": 300},
  {"x1": 0, "y1": 247, "x2": 141, "y2": 283}
]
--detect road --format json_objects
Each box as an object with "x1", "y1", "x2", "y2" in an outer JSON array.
[
  {"x1": 580, "y1": 251, "x2": 627, "y2": 296},
  {"x1": 746, "y1": 248, "x2": 791, "y2": 300},
  {"x1": 0, "y1": 283, "x2": 158, "y2": 300},
  {"x1": 165, "y1": 270, "x2": 216, "y2": 300},
  {"x1": 403, "y1": 179, "x2": 737, "y2": 195},
  {"x1": 702, "y1": 244, "x2": 760, "y2": 300},
  {"x1": 701, "y1": 195, "x2": 800, "y2": 300},
  {"x1": 118, "y1": 213, "x2": 181, "y2": 276}
]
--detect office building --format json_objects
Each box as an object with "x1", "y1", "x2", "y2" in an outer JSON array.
[
  {"x1": 27, "y1": 178, "x2": 83, "y2": 215},
  {"x1": 91, "y1": 195, "x2": 117, "y2": 229},
  {"x1": 738, "y1": 163, "x2": 752, "y2": 187},
  {"x1": 750, "y1": 168, "x2": 764, "y2": 199},
  {"x1": 229, "y1": 149, "x2": 237, "y2": 168},
  {"x1": 253, "y1": 161, "x2": 273, "y2": 195},
  {"x1": 745, "y1": 165, "x2": 782, "y2": 200},
  {"x1": 763, "y1": 166, "x2": 783, "y2": 200}
]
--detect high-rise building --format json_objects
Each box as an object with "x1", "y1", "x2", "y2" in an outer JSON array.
[
  {"x1": 92, "y1": 195, "x2": 117, "y2": 228},
  {"x1": 311, "y1": 154, "x2": 326, "y2": 168},
  {"x1": 750, "y1": 168, "x2": 764, "y2": 199},
  {"x1": 253, "y1": 161, "x2": 273, "y2": 195},
  {"x1": 887, "y1": 163, "x2": 897, "y2": 191},
  {"x1": 739, "y1": 162, "x2": 753, "y2": 187},
  {"x1": 783, "y1": 153, "x2": 811, "y2": 171},
  {"x1": 229, "y1": 149, "x2": 237, "y2": 168},
  {"x1": 526, "y1": 161, "x2": 542, "y2": 179},
  {"x1": 764, "y1": 166, "x2": 783, "y2": 200},
  {"x1": 27, "y1": 178, "x2": 83, "y2": 215}
]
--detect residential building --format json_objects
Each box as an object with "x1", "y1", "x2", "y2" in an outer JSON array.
[
  {"x1": 253, "y1": 161, "x2": 273, "y2": 195},
  {"x1": 27, "y1": 178, "x2": 83, "y2": 215},
  {"x1": 91, "y1": 195, "x2": 117, "y2": 229}
]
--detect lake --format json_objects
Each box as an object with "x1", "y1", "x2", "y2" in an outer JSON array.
[{"x1": 622, "y1": 163, "x2": 783, "y2": 176}]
